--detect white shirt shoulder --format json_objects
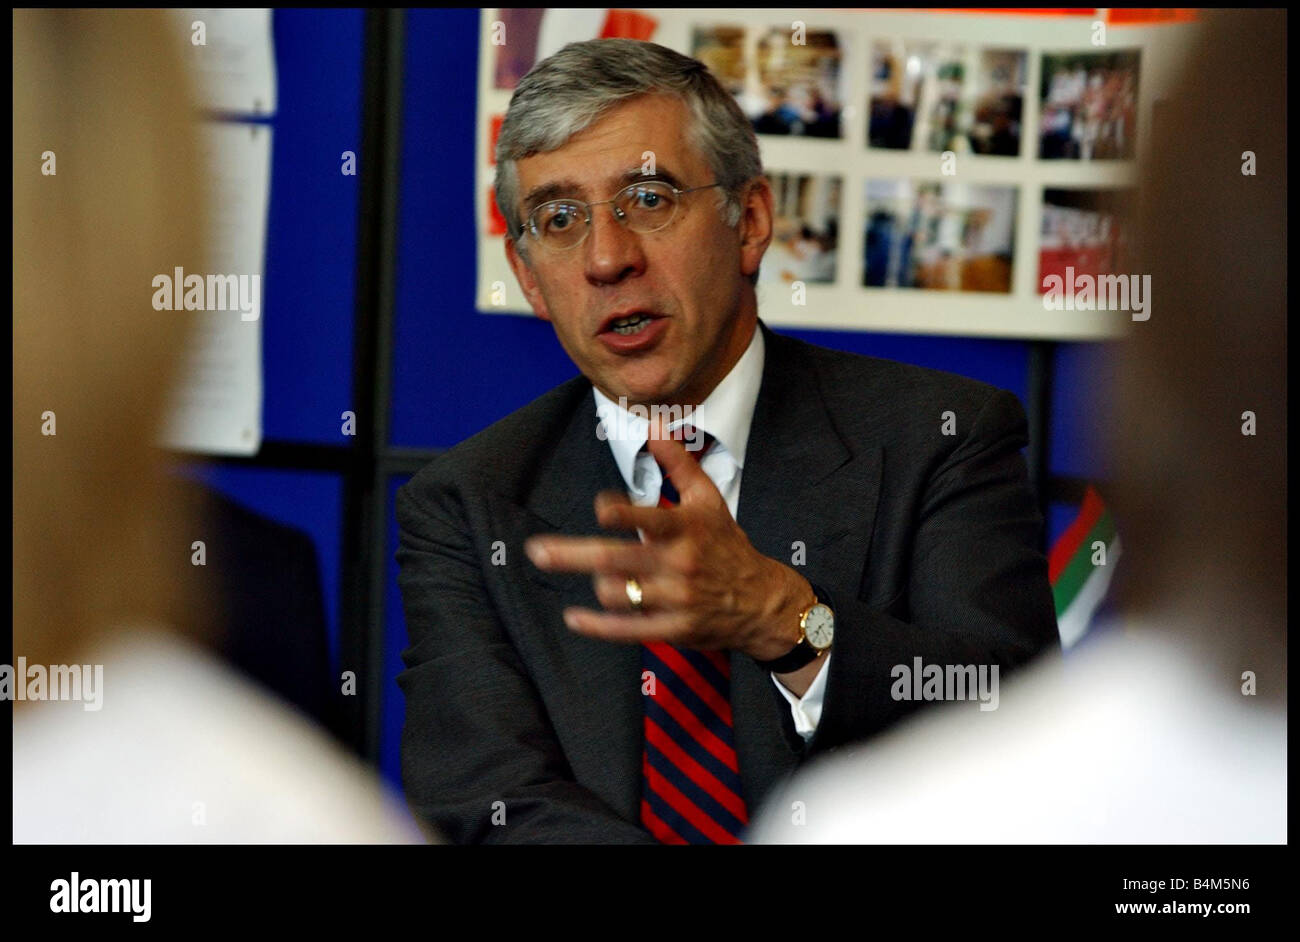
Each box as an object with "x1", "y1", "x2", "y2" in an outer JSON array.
[
  {"x1": 749, "y1": 628, "x2": 1286, "y2": 843},
  {"x1": 12, "y1": 626, "x2": 426, "y2": 844}
]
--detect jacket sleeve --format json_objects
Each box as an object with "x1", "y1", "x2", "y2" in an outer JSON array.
[
  {"x1": 394, "y1": 471, "x2": 654, "y2": 844},
  {"x1": 808, "y1": 387, "x2": 1060, "y2": 754}
]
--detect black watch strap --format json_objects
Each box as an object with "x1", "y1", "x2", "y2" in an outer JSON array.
[
  {"x1": 754, "y1": 581, "x2": 832, "y2": 673},
  {"x1": 755, "y1": 638, "x2": 820, "y2": 673}
]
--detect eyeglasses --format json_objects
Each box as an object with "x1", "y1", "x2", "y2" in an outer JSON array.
[{"x1": 519, "y1": 179, "x2": 724, "y2": 251}]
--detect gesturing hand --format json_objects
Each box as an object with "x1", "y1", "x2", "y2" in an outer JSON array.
[{"x1": 524, "y1": 417, "x2": 813, "y2": 661}]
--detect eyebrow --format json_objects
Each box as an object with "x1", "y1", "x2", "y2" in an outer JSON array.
[{"x1": 520, "y1": 166, "x2": 689, "y2": 216}]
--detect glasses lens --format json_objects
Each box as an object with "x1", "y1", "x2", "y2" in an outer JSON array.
[
  {"x1": 533, "y1": 201, "x2": 587, "y2": 248},
  {"x1": 618, "y1": 181, "x2": 678, "y2": 233}
]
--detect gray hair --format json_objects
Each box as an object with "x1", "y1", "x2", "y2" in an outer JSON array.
[{"x1": 494, "y1": 38, "x2": 763, "y2": 281}]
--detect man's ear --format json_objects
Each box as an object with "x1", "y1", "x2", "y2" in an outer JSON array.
[
  {"x1": 736, "y1": 177, "x2": 774, "y2": 283},
  {"x1": 504, "y1": 235, "x2": 552, "y2": 322}
]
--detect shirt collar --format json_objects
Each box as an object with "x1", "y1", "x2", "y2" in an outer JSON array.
[{"x1": 592, "y1": 323, "x2": 765, "y2": 490}]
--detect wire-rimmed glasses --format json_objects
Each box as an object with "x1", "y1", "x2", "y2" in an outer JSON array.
[{"x1": 519, "y1": 179, "x2": 724, "y2": 251}]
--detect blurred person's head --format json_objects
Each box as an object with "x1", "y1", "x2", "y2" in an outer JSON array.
[
  {"x1": 13, "y1": 11, "x2": 211, "y2": 673},
  {"x1": 1108, "y1": 9, "x2": 1285, "y2": 696},
  {"x1": 494, "y1": 39, "x2": 773, "y2": 409}
]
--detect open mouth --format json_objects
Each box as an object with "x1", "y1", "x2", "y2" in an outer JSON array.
[{"x1": 607, "y1": 313, "x2": 656, "y2": 336}]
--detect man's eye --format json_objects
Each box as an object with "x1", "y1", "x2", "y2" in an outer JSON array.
[
  {"x1": 545, "y1": 209, "x2": 575, "y2": 231},
  {"x1": 633, "y1": 189, "x2": 665, "y2": 209}
]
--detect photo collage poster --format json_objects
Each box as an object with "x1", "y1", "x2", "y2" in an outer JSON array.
[{"x1": 475, "y1": 9, "x2": 1200, "y2": 339}]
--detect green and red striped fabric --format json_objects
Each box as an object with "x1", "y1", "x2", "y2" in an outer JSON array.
[{"x1": 1049, "y1": 485, "x2": 1121, "y2": 648}]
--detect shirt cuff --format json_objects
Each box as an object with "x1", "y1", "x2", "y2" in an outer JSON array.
[{"x1": 768, "y1": 652, "x2": 832, "y2": 741}]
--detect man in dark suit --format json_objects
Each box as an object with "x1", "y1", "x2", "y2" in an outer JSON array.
[{"x1": 396, "y1": 38, "x2": 1058, "y2": 844}]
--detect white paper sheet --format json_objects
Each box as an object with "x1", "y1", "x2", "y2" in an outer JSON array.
[
  {"x1": 158, "y1": 121, "x2": 271, "y2": 456},
  {"x1": 172, "y1": 8, "x2": 278, "y2": 116}
]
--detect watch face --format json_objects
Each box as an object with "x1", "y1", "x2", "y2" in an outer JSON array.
[{"x1": 804, "y1": 604, "x2": 834, "y2": 649}]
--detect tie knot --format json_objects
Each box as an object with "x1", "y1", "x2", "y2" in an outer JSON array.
[{"x1": 641, "y1": 426, "x2": 714, "y2": 463}]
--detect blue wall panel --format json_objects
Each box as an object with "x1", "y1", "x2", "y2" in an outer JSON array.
[
  {"x1": 260, "y1": 9, "x2": 364, "y2": 445},
  {"x1": 392, "y1": 9, "x2": 584, "y2": 450},
  {"x1": 1048, "y1": 340, "x2": 1119, "y2": 481},
  {"x1": 1046, "y1": 499, "x2": 1080, "y2": 552}
]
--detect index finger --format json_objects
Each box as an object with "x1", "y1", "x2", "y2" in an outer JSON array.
[
  {"x1": 524, "y1": 534, "x2": 658, "y2": 574},
  {"x1": 595, "y1": 492, "x2": 683, "y2": 540}
]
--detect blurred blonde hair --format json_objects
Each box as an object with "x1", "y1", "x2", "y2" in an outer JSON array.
[
  {"x1": 1109, "y1": 10, "x2": 1286, "y2": 684},
  {"x1": 13, "y1": 10, "x2": 212, "y2": 668}
]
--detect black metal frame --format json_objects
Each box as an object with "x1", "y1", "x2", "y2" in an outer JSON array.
[{"x1": 165, "y1": 9, "x2": 1096, "y2": 765}]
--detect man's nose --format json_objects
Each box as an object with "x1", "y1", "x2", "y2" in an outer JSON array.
[{"x1": 583, "y1": 204, "x2": 646, "y2": 285}]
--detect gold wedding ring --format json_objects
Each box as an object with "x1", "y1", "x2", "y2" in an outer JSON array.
[{"x1": 625, "y1": 576, "x2": 644, "y2": 611}]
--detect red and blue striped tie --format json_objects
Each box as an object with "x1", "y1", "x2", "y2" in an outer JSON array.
[{"x1": 639, "y1": 428, "x2": 749, "y2": 844}]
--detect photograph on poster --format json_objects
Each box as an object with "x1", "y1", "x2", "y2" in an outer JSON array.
[
  {"x1": 1038, "y1": 50, "x2": 1140, "y2": 160},
  {"x1": 691, "y1": 24, "x2": 844, "y2": 138},
  {"x1": 492, "y1": 8, "x2": 658, "y2": 89},
  {"x1": 868, "y1": 39, "x2": 925, "y2": 149},
  {"x1": 863, "y1": 180, "x2": 1017, "y2": 293},
  {"x1": 758, "y1": 172, "x2": 841, "y2": 286},
  {"x1": 965, "y1": 48, "x2": 1027, "y2": 155},
  {"x1": 1038, "y1": 188, "x2": 1134, "y2": 291},
  {"x1": 868, "y1": 40, "x2": 1027, "y2": 155}
]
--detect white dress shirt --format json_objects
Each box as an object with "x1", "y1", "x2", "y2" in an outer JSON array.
[{"x1": 592, "y1": 324, "x2": 829, "y2": 740}]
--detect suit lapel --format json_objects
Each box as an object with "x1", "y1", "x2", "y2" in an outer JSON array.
[
  {"x1": 730, "y1": 322, "x2": 884, "y2": 810},
  {"x1": 515, "y1": 387, "x2": 645, "y2": 821}
]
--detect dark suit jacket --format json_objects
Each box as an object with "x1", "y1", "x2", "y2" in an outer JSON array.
[{"x1": 395, "y1": 321, "x2": 1059, "y2": 843}]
